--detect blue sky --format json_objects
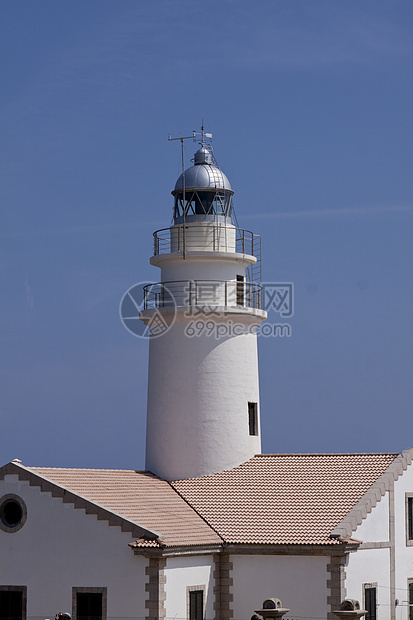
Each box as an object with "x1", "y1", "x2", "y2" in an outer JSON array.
[{"x1": 1, "y1": 0, "x2": 412, "y2": 469}]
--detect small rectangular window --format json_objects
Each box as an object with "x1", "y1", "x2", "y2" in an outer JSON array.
[
  {"x1": 236, "y1": 275, "x2": 244, "y2": 306},
  {"x1": 248, "y1": 402, "x2": 258, "y2": 436},
  {"x1": 408, "y1": 496, "x2": 413, "y2": 541},
  {"x1": 77, "y1": 593, "x2": 102, "y2": 620},
  {"x1": 409, "y1": 581, "x2": 413, "y2": 620},
  {"x1": 0, "y1": 587, "x2": 26, "y2": 620},
  {"x1": 189, "y1": 590, "x2": 203, "y2": 620},
  {"x1": 72, "y1": 588, "x2": 106, "y2": 620},
  {"x1": 364, "y1": 585, "x2": 377, "y2": 620}
]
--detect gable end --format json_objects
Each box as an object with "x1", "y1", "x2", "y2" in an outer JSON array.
[
  {"x1": 330, "y1": 448, "x2": 413, "y2": 539},
  {"x1": 0, "y1": 461, "x2": 160, "y2": 541}
]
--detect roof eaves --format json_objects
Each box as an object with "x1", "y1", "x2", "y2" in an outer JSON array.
[
  {"x1": 330, "y1": 448, "x2": 413, "y2": 539},
  {"x1": 222, "y1": 540, "x2": 358, "y2": 554},
  {"x1": 0, "y1": 461, "x2": 161, "y2": 541},
  {"x1": 129, "y1": 535, "x2": 166, "y2": 549},
  {"x1": 130, "y1": 542, "x2": 224, "y2": 557}
]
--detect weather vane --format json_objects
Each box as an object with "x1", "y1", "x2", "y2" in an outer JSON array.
[
  {"x1": 193, "y1": 121, "x2": 213, "y2": 146},
  {"x1": 168, "y1": 121, "x2": 212, "y2": 147}
]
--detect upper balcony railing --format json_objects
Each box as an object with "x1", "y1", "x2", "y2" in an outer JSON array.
[
  {"x1": 153, "y1": 224, "x2": 262, "y2": 288},
  {"x1": 153, "y1": 224, "x2": 260, "y2": 259},
  {"x1": 143, "y1": 280, "x2": 262, "y2": 311}
]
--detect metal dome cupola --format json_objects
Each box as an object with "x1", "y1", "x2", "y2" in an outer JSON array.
[{"x1": 171, "y1": 132, "x2": 234, "y2": 225}]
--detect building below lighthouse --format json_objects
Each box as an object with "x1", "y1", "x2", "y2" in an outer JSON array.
[{"x1": 1, "y1": 130, "x2": 413, "y2": 620}]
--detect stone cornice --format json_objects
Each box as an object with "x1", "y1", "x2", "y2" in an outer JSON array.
[
  {"x1": 131, "y1": 541, "x2": 358, "y2": 558},
  {"x1": 131, "y1": 543, "x2": 223, "y2": 557}
]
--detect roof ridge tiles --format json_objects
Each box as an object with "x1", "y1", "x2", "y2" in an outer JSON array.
[
  {"x1": 167, "y1": 479, "x2": 226, "y2": 544},
  {"x1": 27, "y1": 466, "x2": 149, "y2": 473},
  {"x1": 254, "y1": 452, "x2": 400, "y2": 457}
]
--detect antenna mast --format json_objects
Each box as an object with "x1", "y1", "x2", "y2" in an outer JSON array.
[
  {"x1": 168, "y1": 132, "x2": 196, "y2": 259},
  {"x1": 168, "y1": 126, "x2": 214, "y2": 258}
]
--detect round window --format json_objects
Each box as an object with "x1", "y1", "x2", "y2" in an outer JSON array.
[{"x1": 0, "y1": 494, "x2": 27, "y2": 533}]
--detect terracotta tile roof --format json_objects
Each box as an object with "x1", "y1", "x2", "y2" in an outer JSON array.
[
  {"x1": 26, "y1": 452, "x2": 400, "y2": 548},
  {"x1": 171, "y1": 453, "x2": 398, "y2": 545},
  {"x1": 28, "y1": 467, "x2": 222, "y2": 548}
]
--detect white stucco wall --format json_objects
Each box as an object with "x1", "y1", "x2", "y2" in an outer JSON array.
[
  {"x1": 394, "y1": 463, "x2": 413, "y2": 620},
  {"x1": 345, "y1": 493, "x2": 391, "y2": 618},
  {"x1": 231, "y1": 554, "x2": 329, "y2": 620},
  {"x1": 164, "y1": 555, "x2": 214, "y2": 620},
  {"x1": 0, "y1": 474, "x2": 147, "y2": 618},
  {"x1": 346, "y1": 547, "x2": 391, "y2": 619},
  {"x1": 345, "y1": 460, "x2": 413, "y2": 620},
  {"x1": 352, "y1": 490, "x2": 390, "y2": 542}
]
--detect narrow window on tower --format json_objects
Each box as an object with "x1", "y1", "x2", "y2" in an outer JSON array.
[
  {"x1": 364, "y1": 584, "x2": 377, "y2": 620},
  {"x1": 248, "y1": 402, "x2": 258, "y2": 436},
  {"x1": 236, "y1": 275, "x2": 244, "y2": 306},
  {"x1": 189, "y1": 590, "x2": 204, "y2": 620}
]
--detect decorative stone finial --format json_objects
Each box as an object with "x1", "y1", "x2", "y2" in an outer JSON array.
[
  {"x1": 254, "y1": 598, "x2": 290, "y2": 619},
  {"x1": 333, "y1": 599, "x2": 367, "y2": 619}
]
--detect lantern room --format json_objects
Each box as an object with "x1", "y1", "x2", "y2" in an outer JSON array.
[{"x1": 172, "y1": 145, "x2": 234, "y2": 224}]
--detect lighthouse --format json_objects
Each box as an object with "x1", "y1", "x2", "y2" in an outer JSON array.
[{"x1": 141, "y1": 130, "x2": 267, "y2": 480}]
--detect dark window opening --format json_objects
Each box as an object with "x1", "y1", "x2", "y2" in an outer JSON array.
[
  {"x1": 364, "y1": 586, "x2": 377, "y2": 620},
  {"x1": 189, "y1": 590, "x2": 203, "y2": 620},
  {"x1": 0, "y1": 591, "x2": 24, "y2": 620},
  {"x1": 409, "y1": 582, "x2": 413, "y2": 620},
  {"x1": 76, "y1": 593, "x2": 102, "y2": 620},
  {"x1": 408, "y1": 497, "x2": 413, "y2": 540},
  {"x1": 174, "y1": 191, "x2": 232, "y2": 219},
  {"x1": 1, "y1": 501, "x2": 23, "y2": 528},
  {"x1": 248, "y1": 402, "x2": 258, "y2": 436},
  {"x1": 0, "y1": 495, "x2": 27, "y2": 533},
  {"x1": 236, "y1": 275, "x2": 245, "y2": 306}
]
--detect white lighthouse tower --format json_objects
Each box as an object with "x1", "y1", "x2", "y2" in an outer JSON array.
[{"x1": 141, "y1": 129, "x2": 267, "y2": 480}]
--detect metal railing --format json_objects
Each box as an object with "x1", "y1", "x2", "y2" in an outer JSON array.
[
  {"x1": 143, "y1": 280, "x2": 262, "y2": 310},
  {"x1": 153, "y1": 225, "x2": 262, "y2": 291},
  {"x1": 153, "y1": 225, "x2": 260, "y2": 259}
]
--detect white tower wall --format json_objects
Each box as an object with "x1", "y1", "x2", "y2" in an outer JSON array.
[
  {"x1": 145, "y1": 310, "x2": 263, "y2": 480},
  {"x1": 156, "y1": 255, "x2": 252, "y2": 282},
  {"x1": 152, "y1": 252, "x2": 256, "y2": 308},
  {"x1": 170, "y1": 221, "x2": 237, "y2": 253},
  {"x1": 142, "y1": 141, "x2": 266, "y2": 480}
]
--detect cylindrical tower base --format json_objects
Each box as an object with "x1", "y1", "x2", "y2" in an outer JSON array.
[{"x1": 144, "y1": 308, "x2": 266, "y2": 480}]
